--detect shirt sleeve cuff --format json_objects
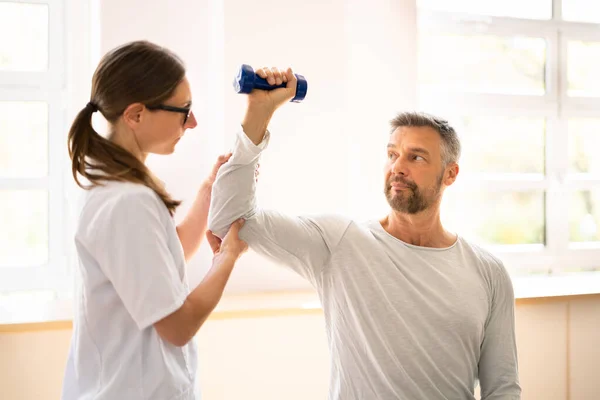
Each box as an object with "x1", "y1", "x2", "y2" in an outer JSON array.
[
  {"x1": 238, "y1": 128, "x2": 270, "y2": 150},
  {"x1": 135, "y1": 288, "x2": 187, "y2": 331}
]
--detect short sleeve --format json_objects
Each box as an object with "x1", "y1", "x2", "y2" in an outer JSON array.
[{"x1": 88, "y1": 188, "x2": 187, "y2": 330}]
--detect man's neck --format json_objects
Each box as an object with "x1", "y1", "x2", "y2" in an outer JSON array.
[{"x1": 379, "y1": 208, "x2": 457, "y2": 248}]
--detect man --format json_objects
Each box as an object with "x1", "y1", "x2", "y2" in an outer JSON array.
[{"x1": 208, "y1": 67, "x2": 520, "y2": 399}]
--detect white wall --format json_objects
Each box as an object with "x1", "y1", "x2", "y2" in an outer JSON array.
[{"x1": 91, "y1": 0, "x2": 417, "y2": 293}]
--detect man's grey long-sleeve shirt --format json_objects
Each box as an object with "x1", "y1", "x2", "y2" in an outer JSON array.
[{"x1": 208, "y1": 130, "x2": 521, "y2": 400}]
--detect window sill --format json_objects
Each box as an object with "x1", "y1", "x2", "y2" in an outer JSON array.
[
  {"x1": 511, "y1": 271, "x2": 600, "y2": 299},
  {"x1": 1, "y1": 272, "x2": 600, "y2": 333}
]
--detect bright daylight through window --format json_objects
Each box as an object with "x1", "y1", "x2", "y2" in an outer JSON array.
[
  {"x1": 417, "y1": 0, "x2": 600, "y2": 275},
  {"x1": 0, "y1": 0, "x2": 599, "y2": 307},
  {"x1": 0, "y1": 0, "x2": 66, "y2": 307}
]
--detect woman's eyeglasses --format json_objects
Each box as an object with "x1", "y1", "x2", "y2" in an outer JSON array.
[{"x1": 146, "y1": 104, "x2": 191, "y2": 125}]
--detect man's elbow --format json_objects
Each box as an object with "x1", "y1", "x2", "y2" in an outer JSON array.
[
  {"x1": 207, "y1": 209, "x2": 232, "y2": 239},
  {"x1": 208, "y1": 209, "x2": 256, "y2": 240},
  {"x1": 207, "y1": 220, "x2": 228, "y2": 240}
]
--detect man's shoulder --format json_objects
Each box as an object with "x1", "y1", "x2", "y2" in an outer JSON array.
[
  {"x1": 306, "y1": 214, "x2": 383, "y2": 237},
  {"x1": 458, "y1": 237, "x2": 516, "y2": 299},
  {"x1": 459, "y1": 236, "x2": 502, "y2": 262},
  {"x1": 302, "y1": 213, "x2": 354, "y2": 236},
  {"x1": 458, "y1": 237, "x2": 509, "y2": 277}
]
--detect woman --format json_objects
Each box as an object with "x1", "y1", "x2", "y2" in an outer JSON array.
[{"x1": 61, "y1": 40, "x2": 247, "y2": 400}]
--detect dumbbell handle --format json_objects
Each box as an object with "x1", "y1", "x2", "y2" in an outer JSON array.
[
  {"x1": 233, "y1": 64, "x2": 308, "y2": 102},
  {"x1": 252, "y1": 77, "x2": 287, "y2": 91}
]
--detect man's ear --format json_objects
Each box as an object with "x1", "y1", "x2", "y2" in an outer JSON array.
[
  {"x1": 122, "y1": 103, "x2": 146, "y2": 129},
  {"x1": 444, "y1": 163, "x2": 459, "y2": 186}
]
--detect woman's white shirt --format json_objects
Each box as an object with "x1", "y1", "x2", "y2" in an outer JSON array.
[{"x1": 61, "y1": 181, "x2": 199, "y2": 400}]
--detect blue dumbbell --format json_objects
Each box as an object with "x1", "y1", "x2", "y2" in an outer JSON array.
[{"x1": 233, "y1": 64, "x2": 308, "y2": 103}]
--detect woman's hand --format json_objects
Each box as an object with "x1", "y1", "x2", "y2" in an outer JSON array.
[
  {"x1": 241, "y1": 66, "x2": 297, "y2": 145},
  {"x1": 246, "y1": 66, "x2": 297, "y2": 114},
  {"x1": 205, "y1": 153, "x2": 232, "y2": 186},
  {"x1": 206, "y1": 219, "x2": 248, "y2": 260}
]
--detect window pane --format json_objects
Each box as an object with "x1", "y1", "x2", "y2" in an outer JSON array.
[
  {"x1": 0, "y1": 191, "x2": 48, "y2": 267},
  {"x1": 0, "y1": 102, "x2": 48, "y2": 178},
  {"x1": 568, "y1": 119, "x2": 600, "y2": 175},
  {"x1": 567, "y1": 41, "x2": 600, "y2": 97},
  {"x1": 563, "y1": 0, "x2": 600, "y2": 23},
  {"x1": 570, "y1": 190, "x2": 600, "y2": 242},
  {"x1": 442, "y1": 190, "x2": 545, "y2": 245},
  {"x1": 418, "y1": 0, "x2": 552, "y2": 20},
  {"x1": 419, "y1": 35, "x2": 546, "y2": 95},
  {"x1": 0, "y1": 3, "x2": 48, "y2": 72},
  {"x1": 457, "y1": 116, "x2": 545, "y2": 174}
]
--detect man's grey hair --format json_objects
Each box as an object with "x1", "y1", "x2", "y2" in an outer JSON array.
[{"x1": 389, "y1": 111, "x2": 461, "y2": 166}]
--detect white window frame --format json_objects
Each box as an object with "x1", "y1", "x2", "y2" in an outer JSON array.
[
  {"x1": 417, "y1": 0, "x2": 600, "y2": 275},
  {"x1": 0, "y1": 0, "x2": 68, "y2": 293}
]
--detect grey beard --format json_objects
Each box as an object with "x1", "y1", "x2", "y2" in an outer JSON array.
[{"x1": 384, "y1": 174, "x2": 443, "y2": 214}]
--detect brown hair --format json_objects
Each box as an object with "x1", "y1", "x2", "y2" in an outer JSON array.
[
  {"x1": 390, "y1": 111, "x2": 461, "y2": 166},
  {"x1": 68, "y1": 40, "x2": 185, "y2": 215}
]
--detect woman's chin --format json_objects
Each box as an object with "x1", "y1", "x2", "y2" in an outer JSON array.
[{"x1": 147, "y1": 137, "x2": 182, "y2": 156}]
